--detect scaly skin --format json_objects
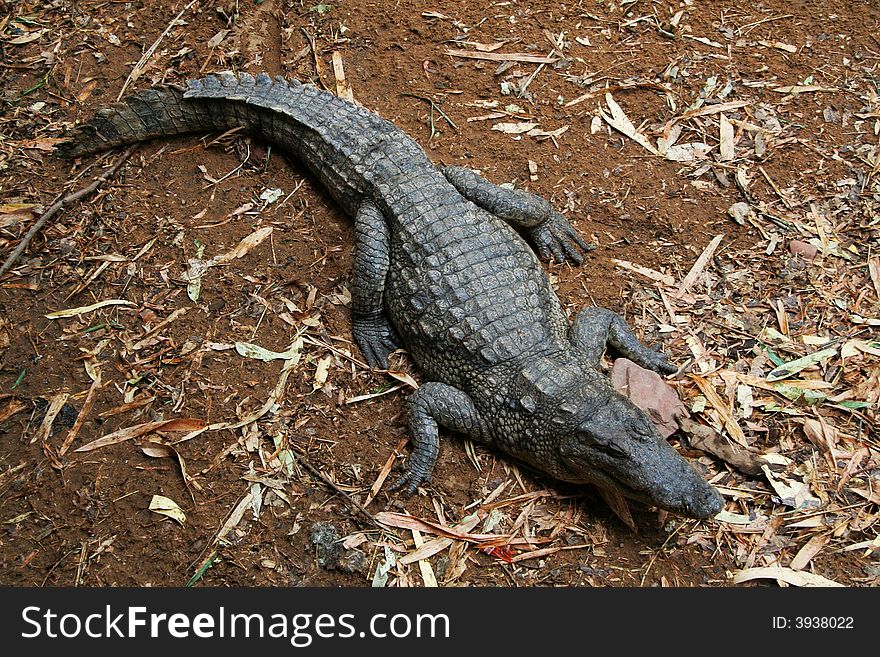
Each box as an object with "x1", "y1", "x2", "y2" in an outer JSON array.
[{"x1": 60, "y1": 72, "x2": 723, "y2": 519}]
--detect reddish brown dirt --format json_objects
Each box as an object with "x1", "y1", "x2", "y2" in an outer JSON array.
[{"x1": 1, "y1": 0, "x2": 878, "y2": 587}]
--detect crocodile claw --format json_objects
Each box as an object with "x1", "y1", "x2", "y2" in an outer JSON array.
[
  {"x1": 387, "y1": 464, "x2": 430, "y2": 497},
  {"x1": 647, "y1": 348, "x2": 678, "y2": 375},
  {"x1": 352, "y1": 314, "x2": 400, "y2": 370},
  {"x1": 529, "y1": 212, "x2": 594, "y2": 265}
]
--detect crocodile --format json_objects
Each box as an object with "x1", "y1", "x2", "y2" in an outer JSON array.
[{"x1": 60, "y1": 72, "x2": 723, "y2": 519}]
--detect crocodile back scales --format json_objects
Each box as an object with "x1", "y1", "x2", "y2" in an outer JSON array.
[{"x1": 62, "y1": 72, "x2": 568, "y2": 391}]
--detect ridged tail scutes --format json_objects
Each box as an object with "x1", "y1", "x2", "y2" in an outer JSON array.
[
  {"x1": 57, "y1": 72, "x2": 323, "y2": 159},
  {"x1": 57, "y1": 84, "x2": 214, "y2": 158},
  {"x1": 183, "y1": 71, "x2": 300, "y2": 102},
  {"x1": 183, "y1": 71, "x2": 343, "y2": 120}
]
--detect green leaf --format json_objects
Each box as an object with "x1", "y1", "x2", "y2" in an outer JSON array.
[
  {"x1": 834, "y1": 400, "x2": 871, "y2": 410},
  {"x1": 186, "y1": 551, "x2": 220, "y2": 587},
  {"x1": 766, "y1": 347, "x2": 837, "y2": 382},
  {"x1": 763, "y1": 346, "x2": 785, "y2": 367}
]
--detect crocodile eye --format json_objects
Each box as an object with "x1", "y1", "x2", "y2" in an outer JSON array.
[
  {"x1": 579, "y1": 431, "x2": 629, "y2": 459},
  {"x1": 597, "y1": 441, "x2": 628, "y2": 459},
  {"x1": 631, "y1": 417, "x2": 655, "y2": 441}
]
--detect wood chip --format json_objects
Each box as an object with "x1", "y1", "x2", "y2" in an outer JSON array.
[
  {"x1": 675, "y1": 234, "x2": 723, "y2": 297},
  {"x1": 612, "y1": 259, "x2": 675, "y2": 286},
  {"x1": 719, "y1": 113, "x2": 735, "y2": 161},
  {"x1": 331, "y1": 51, "x2": 354, "y2": 101}
]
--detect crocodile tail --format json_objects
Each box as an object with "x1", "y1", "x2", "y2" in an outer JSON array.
[
  {"x1": 183, "y1": 71, "x2": 307, "y2": 108},
  {"x1": 57, "y1": 83, "x2": 230, "y2": 158}
]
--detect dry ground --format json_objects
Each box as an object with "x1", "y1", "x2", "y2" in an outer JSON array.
[{"x1": 0, "y1": 0, "x2": 878, "y2": 587}]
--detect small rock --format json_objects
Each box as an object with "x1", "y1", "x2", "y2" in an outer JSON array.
[
  {"x1": 789, "y1": 239, "x2": 818, "y2": 260},
  {"x1": 610, "y1": 358, "x2": 686, "y2": 438},
  {"x1": 309, "y1": 522, "x2": 367, "y2": 574},
  {"x1": 822, "y1": 106, "x2": 840, "y2": 124},
  {"x1": 727, "y1": 201, "x2": 752, "y2": 225},
  {"x1": 58, "y1": 238, "x2": 78, "y2": 257}
]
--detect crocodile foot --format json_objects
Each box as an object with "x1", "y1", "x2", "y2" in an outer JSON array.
[
  {"x1": 528, "y1": 212, "x2": 595, "y2": 264},
  {"x1": 352, "y1": 314, "x2": 400, "y2": 370},
  {"x1": 643, "y1": 347, "x2": 678, "y2": 375}
]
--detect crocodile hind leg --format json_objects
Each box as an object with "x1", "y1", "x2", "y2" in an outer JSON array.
[
  {"x1": 351, "y1": 200, "x2": 400, "y2": 369},
  {"x1": 570, "y1": 307, "x2": 676, "y2": 374},
  {"x1": 441, "y1": 165, "x2": 593, "y2": 264},
  {"x1": 390, "y1": 382, "x2": 484, "y2": 495}
]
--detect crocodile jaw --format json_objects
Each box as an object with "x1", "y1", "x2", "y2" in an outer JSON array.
[{"x1": 557, "y1": 403, "x2": 723, "y2": 519}]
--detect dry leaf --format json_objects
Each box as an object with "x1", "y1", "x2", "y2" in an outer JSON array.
[
  {"x1": 74, "y1": 418, "x2": 206, "y2": 452},
  {"x1": 600, "y1": 93, "x2": 661, "y2": 156},
  {"x1": 313, "y1": 355, "x2": 332, "y2": 389},
  {"x1": 76, "y1": 79, "x2": 99, "y2": 103},
  {"x1": 206, "y1": 29, "x2": 229, "y2": 48},
  {"x1": 733, "y1": 566, "x2": 843, "y2": 587},
  {"x1": 235, "y1": 338, "x2": 303, "y2": 362},
  {"x1": 386, "y1": 370, "x2": 419, "y2": 389},
  {"x1": 789, "y1": 534, "x2": 830, "y2": 570},
  {"x1": 772, "y1": 84, "x2": 838, "y2": 94},
  {"x1": 759, "y1": 40, "x2": 798, "y2": 53},
  {"x1": 7, "y1": 29, "x2": 47, "y2": 45},
  {"x1": 444, "y1": 49, "x2": 558, "y2": 64},
  {"x1": 216, "y1": 491, "x2": 257, "y2": 544},
  {"x1": 212, "y1": 226, "x2": 274, "y2": 265},
  {"x1": 149, "y1": 495, "x2": 186, "y2": 525},
  {"x1": 612, "y1": 259, "x2": 675, "y2": 286},
  {"x1": 679, "y1": 416, "x2": 765, "y2": 475}
]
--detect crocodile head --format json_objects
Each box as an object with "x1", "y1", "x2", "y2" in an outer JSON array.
[{"x1": 555, "y1": 396, "x2": 723, "y2": 519}]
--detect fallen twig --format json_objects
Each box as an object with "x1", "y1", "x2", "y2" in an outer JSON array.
[
  {"x1": 400, "y1": 93, "x2": 458, "y2": 136},
  {"x1": 1, "y1": 146, "x2": 137, "y2": 277},
  {"x1": 444, "y1": 49, "x2": 558, "y2": 64},
  {"x1": 287, "y1": 443, "x2": 381, "y2": 529}
]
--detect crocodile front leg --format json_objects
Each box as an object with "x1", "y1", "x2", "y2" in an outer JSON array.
[
  {"x1": 390, "y1": 382, "x2": 484, "y2": 495},
  {"x1": 570, "y1": 307, "x2": 676, "y2": 374},
  {"x1": 441, "y1": 165, "x2": 593, "y2": 264},
  {"x1": 351, "y1": 200, "x2": 400, "y2": 369}
]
